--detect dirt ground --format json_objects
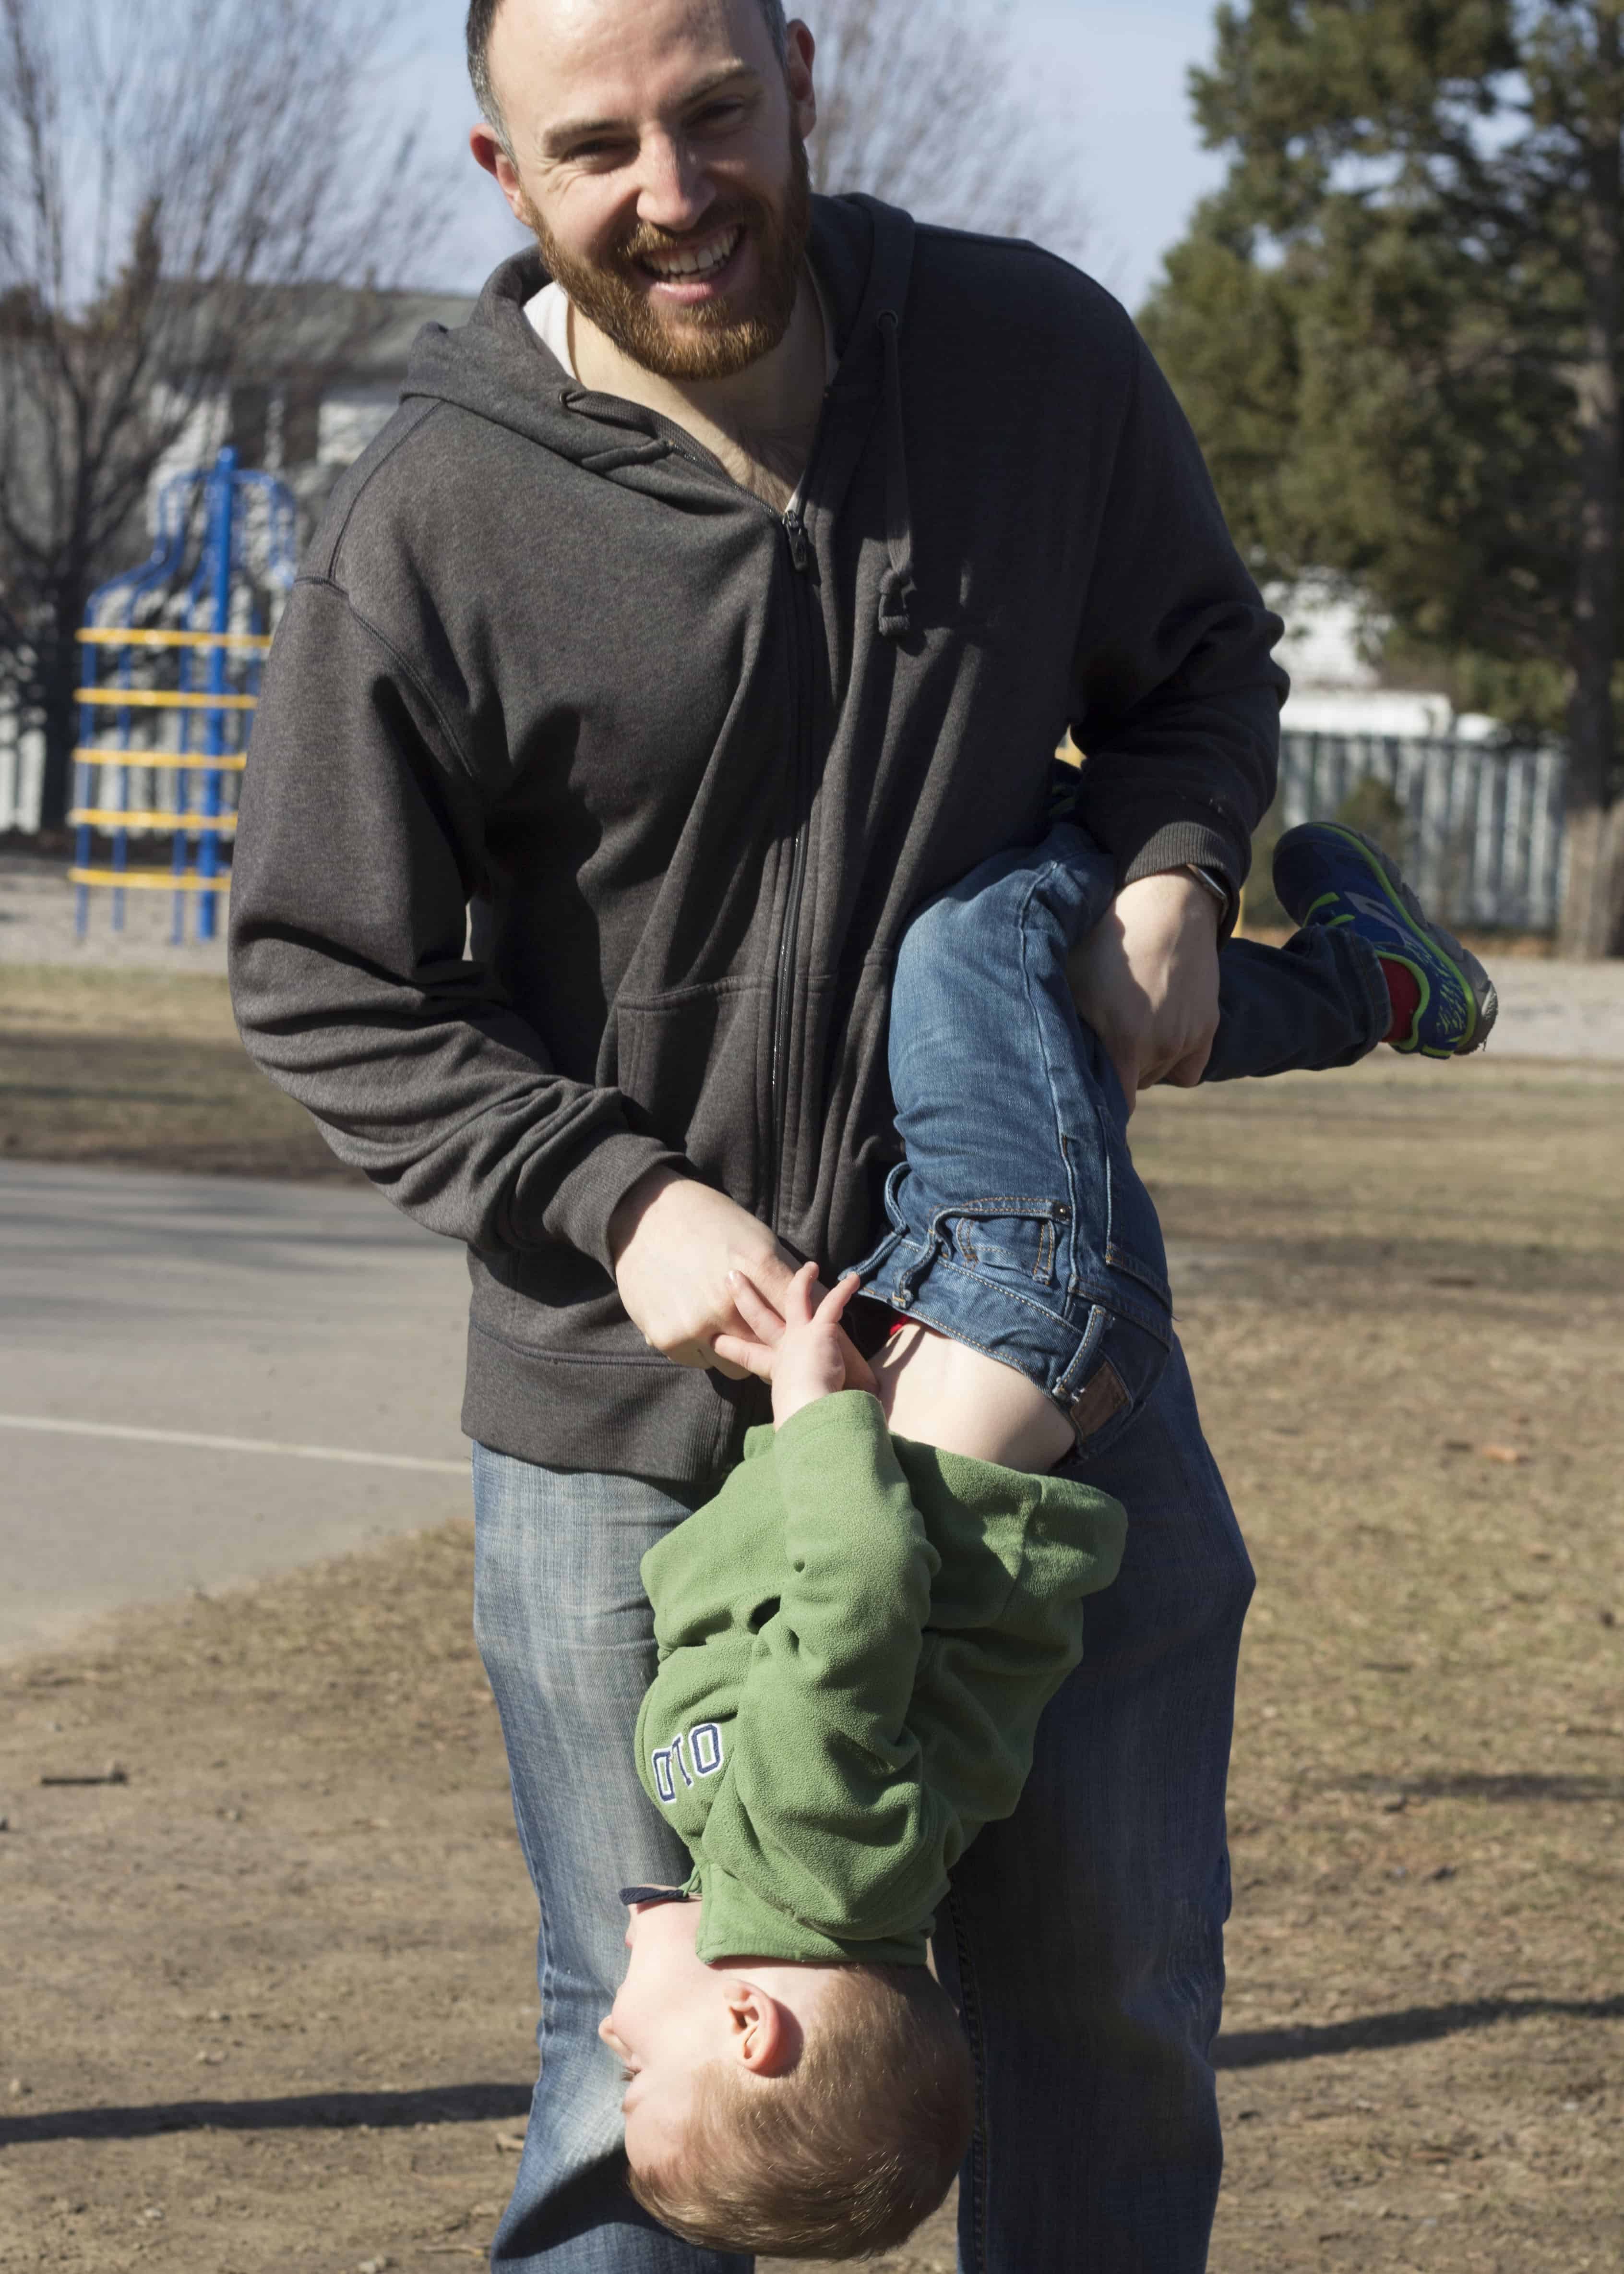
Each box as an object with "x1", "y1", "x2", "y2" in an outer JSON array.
[
  {"x1": 1, "y1": 1002, "x2": 1621, "y2": 2269},
  {"x1": 0, "y1": 965, "x2": 347, "y2": 1181}
]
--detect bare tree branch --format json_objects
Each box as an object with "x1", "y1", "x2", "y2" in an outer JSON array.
[
  {"x1": 803, "y1": 0, "x2": 1088, "y2": 261},
  {"x1": 0, "y1": 0, "x2": 456, "y2": 828}
]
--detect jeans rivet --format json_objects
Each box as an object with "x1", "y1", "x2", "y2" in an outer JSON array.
[{"x1": 895, "y1": 1288, "x2": 913, "y2": 1309}]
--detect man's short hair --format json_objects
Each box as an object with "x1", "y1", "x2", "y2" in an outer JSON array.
[
  {"x1": 466, "y1": 0, "x2": 791, "y2": 152},
  {"x1": 627, "y1": 1964, "x2": 974, "y2": 2259}
]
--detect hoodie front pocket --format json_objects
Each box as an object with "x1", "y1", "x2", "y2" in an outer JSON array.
[{"x1": 613, "y1": 979, "x2": 776, "y2": 1208}]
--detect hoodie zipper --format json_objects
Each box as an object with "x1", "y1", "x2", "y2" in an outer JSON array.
[
  {"x1": 769, "y1": 502, "x2": 815, "y2": 1225},
  {"x1": 628, "y1": 427, "x2": 822, "y2": 1230}
]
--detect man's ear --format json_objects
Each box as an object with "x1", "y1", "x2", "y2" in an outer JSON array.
[
  {"x1": 786, "y1": 20, "x2": 817, "y2": 140},
  {"x1": 469, "y1": 122, "x2": 529, "y2": 224},
  {"x1": 722, "y1": 1979, "x2": 802, "y2": 2077}
]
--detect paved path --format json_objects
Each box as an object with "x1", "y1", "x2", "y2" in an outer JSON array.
[
  {"x1": 1476, "y1": 956, "x2": 1624, "y2": 1061},
  {"x1": 0, "y1": 1163, "x2": 471, "y2": 1657}
]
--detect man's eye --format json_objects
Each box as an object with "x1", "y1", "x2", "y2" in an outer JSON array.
[{"x1": 693, "y1": 101, "x2": 745, "y2": 130}]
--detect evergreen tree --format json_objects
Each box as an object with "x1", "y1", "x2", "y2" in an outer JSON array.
[{"x1": 1142, "y1": 0, "x2": 1624, "y2": 956}]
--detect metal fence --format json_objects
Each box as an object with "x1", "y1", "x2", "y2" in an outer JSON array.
[
  {"x1": 1278, "y1": 730, "x2": 1568, "y2": 930},
  {"x1": 0, "y1": 688, "x2": 1577, "y2": 937},
  {"x1": 0, "y1": 676, "x2": 44, "y2": 833}
]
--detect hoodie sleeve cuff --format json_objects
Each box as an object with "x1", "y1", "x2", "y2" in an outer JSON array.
[
  {"x1": 534, "y1": 1130, "x2": 690, "y2": 1275},
  {"x1": 1120, "y1": 824, "x2": 1244, "y2": 942}
]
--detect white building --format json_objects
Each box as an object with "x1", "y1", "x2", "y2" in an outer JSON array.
[{"x1": 1270, "y1": 577, "x2": 1501, "y2": 742}]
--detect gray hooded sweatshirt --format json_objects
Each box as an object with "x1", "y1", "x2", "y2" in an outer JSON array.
[{"x1": 228, "y1": 195, "x2": 1284, "y2": 1487}]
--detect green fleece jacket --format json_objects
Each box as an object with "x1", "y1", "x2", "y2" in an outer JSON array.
[{"x1": 634, "y1": 1392, "x2": 1126, "y2": 1966}]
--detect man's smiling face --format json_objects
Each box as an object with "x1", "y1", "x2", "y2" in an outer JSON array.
[{"x1": 477, "y1": 0, "x2": 817, "y2": 381}]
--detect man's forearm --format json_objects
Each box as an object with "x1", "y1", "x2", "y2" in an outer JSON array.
[
  {"x1": 231, "y1": 577, "x2": 682, "y2": 1270},
  {"x1": 1063, "y1": 330, "x2": 1285, "y2": 893}
]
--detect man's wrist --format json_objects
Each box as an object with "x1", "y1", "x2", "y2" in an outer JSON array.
[
  {"x1": 1179, "y1": 862, "x2": 1230, "y2": 910},
  {"x1": 606, "y1": 1162, "x2": 685, "y2": 1269},
  {"x1": 1117, "y1": 865, "x2": 1223, "y2": 919},
  {"x1": 1121, "y1": 861, "x2": 1230, "y2": 938}
]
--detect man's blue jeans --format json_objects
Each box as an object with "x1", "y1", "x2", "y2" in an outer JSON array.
[
  {"x1": 474, "y1": 1339, "x2": 1254, "y2": 2272},
  {"x1": 471, "y1": 828, "x2": 1387, "y2": 2267}
]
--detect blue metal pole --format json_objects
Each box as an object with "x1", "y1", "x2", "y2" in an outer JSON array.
[
  {"x1": 111, "y1": 635, "x2": 132, "y2": 934},
  {"x1": 172, "y1": 631, "x2": 192, "y2": 946},
  {"x1": 74, "y1": 634, "x2": 95, "y2": 939},
  {"x1": 198, "y1": 447, "x2": 236, "y2": 945}
]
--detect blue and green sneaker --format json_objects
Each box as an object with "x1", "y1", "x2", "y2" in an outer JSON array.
[{"x1": 1272, "y1": 822, "x2": 1499, "y2": 1057}]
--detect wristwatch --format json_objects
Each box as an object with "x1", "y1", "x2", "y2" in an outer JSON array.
[{"x1": 1180, "y1": 863, "x2": 1230, "y2": 908}]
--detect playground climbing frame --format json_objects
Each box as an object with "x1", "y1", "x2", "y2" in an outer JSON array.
[{"x1": 70, "y1": 446, "x2": 297, "y2": 945}]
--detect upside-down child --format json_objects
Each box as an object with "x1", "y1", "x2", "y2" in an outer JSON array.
[{"x1": 598, "y1": 822, "x2": 1497, "y2": 2260}]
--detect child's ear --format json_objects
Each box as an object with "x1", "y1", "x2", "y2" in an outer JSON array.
[{"x1": 721, "y1": 1980, "x2": 801, "y2": 2077}]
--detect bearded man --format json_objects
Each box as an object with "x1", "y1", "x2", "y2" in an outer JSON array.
[{"x1": 229, "y1": 2, "x2": 1281, "y2": 2266}]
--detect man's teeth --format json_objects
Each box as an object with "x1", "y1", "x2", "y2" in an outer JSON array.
[{"x1": 642, "y1": 227, "x2": 741, "y2": 282}]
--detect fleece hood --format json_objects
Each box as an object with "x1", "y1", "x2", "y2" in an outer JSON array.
[
  {"x1": 231, "y1": 193, "x2": 1284, "y2": 1486},
  {"x1": 403, "y1": 196, "x2": 921, "y2": 640}
]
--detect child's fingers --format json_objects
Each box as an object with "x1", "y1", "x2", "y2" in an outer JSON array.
[
  {"x1": 837, "y1": 1326, "x2": 879, "y2": 1398},
  {"x1": 710, "y1": 1333, "x2": 775, "y2": 1383},
  {"x1": 814, "y1": 1271, "x2": 862, "y2": 1328},
  {"x1": 726, "y1": 1270, "x2": 787, "y2": 1347},
  {"x1": 783, "y1": 1257, "x2": 821, "y2": 1327}
]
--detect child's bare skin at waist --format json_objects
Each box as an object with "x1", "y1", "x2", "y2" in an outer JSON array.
[
  {"x1": 871, "y1": 1318, "x2": 1077, "y2": 1473},
  {"x1": 716, "y1": 1263, "x2": 1077, "y2": 1476}
]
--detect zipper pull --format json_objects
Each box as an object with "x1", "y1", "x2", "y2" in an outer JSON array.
[{"x1": 783, "y1": 511, "x2": 810, "y2": 573}]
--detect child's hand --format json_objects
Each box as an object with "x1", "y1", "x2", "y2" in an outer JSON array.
[{"x1": 712, "y1": 1263, "x2": 876, "y2": 1427}]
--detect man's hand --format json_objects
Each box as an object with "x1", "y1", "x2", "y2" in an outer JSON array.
[
  {"x1": 607, "y1": 1166, "x2": 805, "y2": 1376},
  {"x1": 712, "y1": 1263, "x2": 877, "y2": 1425},
  {"x1": 1065, "y1": 868, "x2": 1222, "y2": 1112}
]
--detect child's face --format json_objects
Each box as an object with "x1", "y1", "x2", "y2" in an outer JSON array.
[
  {"x1": 598, "y1": 1899, "x2": 721, "y2": 2170},
  {"x1": 599, "y1": 1899, "x2": 842, "y2": 2174}
]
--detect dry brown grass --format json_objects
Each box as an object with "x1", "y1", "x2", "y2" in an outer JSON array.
[
  {"x1": 0, "y1": 965, "x2": 347, "y2": 1180},
  {"x1": 0, "y1": 1039, "x2": 1619, "y2": 2271},
  {"x1": 1136, "y1": 1061, "x2": 1624, "y2": 2272}
]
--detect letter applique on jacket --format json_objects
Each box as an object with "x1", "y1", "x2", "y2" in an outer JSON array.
[{"x1": 650, "y1": 1721, "x2": 726, "y2": 1806}]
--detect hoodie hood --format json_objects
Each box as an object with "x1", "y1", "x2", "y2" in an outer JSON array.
[
  {"x1": 404, "y1": 193, "x2": 910, "y2": 434},
  {"x1": 401, "y1": 194, "x2": 920, "y2": 634}
]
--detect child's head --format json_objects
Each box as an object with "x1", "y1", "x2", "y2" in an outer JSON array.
[{"x1": 600, "y1": 1896, "x2": 972, "y2": 2258}]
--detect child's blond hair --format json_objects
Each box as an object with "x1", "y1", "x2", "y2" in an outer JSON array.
[{"x1": 629, "y1": 1964, "x2": 972, "y2": 2258}]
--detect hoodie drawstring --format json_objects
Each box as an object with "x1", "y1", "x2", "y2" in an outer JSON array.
[{"x1": 875, "y1": 308, "x2": 915, "y2": 640}]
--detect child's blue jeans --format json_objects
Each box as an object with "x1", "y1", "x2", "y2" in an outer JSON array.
[
  {"x1": 847, "y1": 824, "x2": 1389, "y2": 1449},
  {"x1": 470, "y1": 825, "x2": 1390, "y2": 2272}
]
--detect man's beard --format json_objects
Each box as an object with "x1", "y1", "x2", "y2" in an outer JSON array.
[{"x1": 524, "y1": 132, "x2": 812, "y2": 383}]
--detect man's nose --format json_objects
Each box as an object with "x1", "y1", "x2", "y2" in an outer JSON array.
[{"x1": 634, "y1": 131, "x2": 714, "y2": 234}]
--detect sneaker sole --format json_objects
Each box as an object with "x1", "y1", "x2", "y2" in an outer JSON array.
[{"x1": 1279, "y1": 823, "x2": 1499, "y2": 1055}]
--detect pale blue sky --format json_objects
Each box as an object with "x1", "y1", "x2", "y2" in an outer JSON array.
[{"x1": 391, "y1": 1, "x2": 1229, "y2": 316}]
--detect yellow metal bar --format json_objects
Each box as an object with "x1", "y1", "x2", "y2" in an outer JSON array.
[
  {"x1": 69, "y1": 868, "x2": 232, "y2": 893},
  {"x1": 72, "y1": 748, "x2": 247, "y2": 771},
  {"x1": 78, "y1": 627, "x2": 273, "y2": 651},
  {"x1": 69, "y1": 809, "x2": 238, "y2": 832},
  {"x1": 79, "y1": 687, "x2": 256, "y2": 711}
]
